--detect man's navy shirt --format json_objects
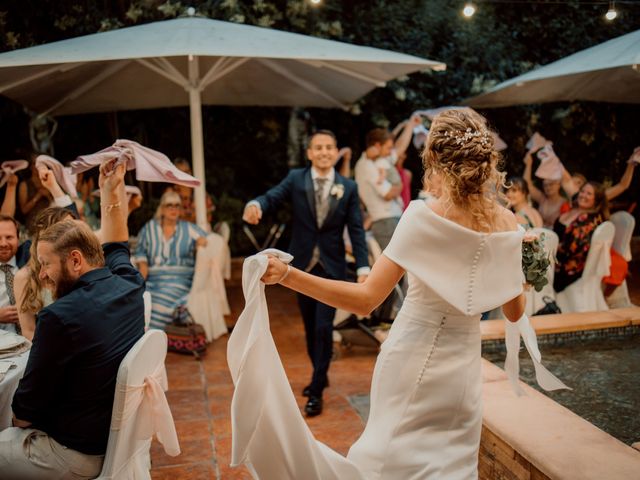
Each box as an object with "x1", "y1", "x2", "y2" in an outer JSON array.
[{"x1": 12, "y1": 242, "x2": 145, "y2": 455}]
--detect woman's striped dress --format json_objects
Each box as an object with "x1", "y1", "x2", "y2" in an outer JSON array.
[{"x1": 133, "y1": 219, "x2": 206, "y2": 330}]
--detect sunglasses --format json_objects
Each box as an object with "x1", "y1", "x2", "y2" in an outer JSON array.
[{"x1": 163, "y1": 203, "x2": 181, "y2": 209}]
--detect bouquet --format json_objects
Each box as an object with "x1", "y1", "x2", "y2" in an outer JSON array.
[{"x1": 522, "y1": 232, "x2": 551, "y2": 292}]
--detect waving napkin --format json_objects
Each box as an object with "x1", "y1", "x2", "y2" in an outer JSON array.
[
  {"x1": 0, "y1": 160, "x2": 29, "y2": 188},
  {"x1": 227, "y1": 249, "x2": 365, "y2": 480},
  {"x1": 35, "y1": 155, "x2": 77, "y2": 197},
  {"x1": 72, "y1": 139, "x2": 200, "y2": 188},
  {"x1": 504, "y1": 314, "x2": 570, "y2": 396}
]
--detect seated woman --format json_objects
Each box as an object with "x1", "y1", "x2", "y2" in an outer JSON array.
[
  {"x1": 15, "y1": 207, "x2": 75, "y2": 340},
  {"x1": 553, "y1": 181, "x2": 609, "y2": 293},
  {"x1": 505, "y1": 177, "x2": 543, "y2": 229},
  {"x1": 133, "y1": 190, "x2": 206, "y2": 330}
]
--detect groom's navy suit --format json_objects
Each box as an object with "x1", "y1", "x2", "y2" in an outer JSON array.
[{"x1": 253, "y1": 167, "x2": 369, "y2": 396}]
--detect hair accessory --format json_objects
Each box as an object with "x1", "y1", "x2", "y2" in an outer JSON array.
[{"x1": 441, "y1": 128, "x2": 491, "y2": 146}]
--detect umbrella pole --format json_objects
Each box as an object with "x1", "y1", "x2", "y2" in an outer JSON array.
[{"x1": 188, "y1": 55, "x2": 208, "y2": 230}]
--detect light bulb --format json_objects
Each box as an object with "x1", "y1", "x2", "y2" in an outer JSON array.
[
  {"x1": 605, "y1": 8, "x2": 617, "y2": 21},
  {"x1": 310, "y1": 0, "x2": 322, "y2": 5},
  {"x1": 186, "y1": 6, "x2": 196, "y2": 16},
  {"x1": 463, "y1": 3, "x2": 476, "y2": 18}
]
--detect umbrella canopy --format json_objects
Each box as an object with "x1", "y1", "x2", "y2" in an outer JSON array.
[
  {"x1": 466, "y1": 29, "x2": 640, "y2": 108},
  {"x1": 0, "y1": 16, "x2": 445, "y2": 226}
]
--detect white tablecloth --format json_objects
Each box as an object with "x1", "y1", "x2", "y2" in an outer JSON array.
[{"x1": 0, "y1": 351, "x2": 29, "y2": 430}]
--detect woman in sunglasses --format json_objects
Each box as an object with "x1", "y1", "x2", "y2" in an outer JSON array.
[{"x1": 132, "y1": 190, "x2": 206, "y2": 330}]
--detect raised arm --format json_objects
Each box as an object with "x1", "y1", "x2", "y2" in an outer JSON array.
[
  {"x1": 262, "y1": 253, "x2": 404, "y2": 316},
  {"x1": 606, "y1": 150, "x2": 637, "y2": 200},
  {"x1": 18, "y1": 180, "x2": 46, "y2": 215},
  {"x1": 99, "y1": 159, "x2": 128, "y2": 243},
  {"x1": 393, "y1": 115, "x2": 421, "y2": 160},
  {"x1": 523, "y1": 152, "x2": 544, "y2": 204},
  {"x1": 243, "y1": 171, "x2": 294, "y2": 225},
  {"x1": 560, "y1": 166, "x2": 578, "y2": 198},
  {"x1": 1, "y1": 174, "x2": 18, "y2": 217}
]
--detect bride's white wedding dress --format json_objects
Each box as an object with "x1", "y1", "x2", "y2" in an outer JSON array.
[{"x1": 227, "y1": 200, "x2": 558, "y2": 479}]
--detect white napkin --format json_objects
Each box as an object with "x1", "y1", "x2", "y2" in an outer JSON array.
[
  {"x1": 0, "y1": 331, "x2": 23, "y2": 351},
  {"x1": 0, "y1": 360, "x2": 15, "y2": 383}
]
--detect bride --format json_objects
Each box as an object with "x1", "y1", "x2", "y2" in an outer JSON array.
[{"x1": 232, "y1": 108, "x2": 527, "y2": 479}]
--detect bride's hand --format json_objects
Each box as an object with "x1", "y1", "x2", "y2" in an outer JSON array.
[{"x1": 261, "y1": 255, "x2": 289, "y2": 285}]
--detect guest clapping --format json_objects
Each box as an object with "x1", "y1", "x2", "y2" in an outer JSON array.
[{"x1": 133, "y1": 190, "x2": 206, "y2": 330}]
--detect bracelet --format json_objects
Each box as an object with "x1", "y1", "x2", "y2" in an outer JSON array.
[
  {"x1": 105, "y1": 201, "x2": 122, "y2": 213},
  {"x1": 279, "y1": 264, "x2": 291, "y2": 283}
]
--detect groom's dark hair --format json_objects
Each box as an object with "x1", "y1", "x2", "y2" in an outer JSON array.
[{"x1": 306, "y1": 129, "x2": 337, "y2": 148}]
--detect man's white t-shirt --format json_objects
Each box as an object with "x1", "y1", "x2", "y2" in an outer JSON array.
[{"x1": 354, "y1": 152, "x2": 403, "y2": 222}]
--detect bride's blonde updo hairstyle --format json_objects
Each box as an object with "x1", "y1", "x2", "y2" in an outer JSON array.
[{"x1": 422, "y1": 108, "x2": 506, "y2": 231}]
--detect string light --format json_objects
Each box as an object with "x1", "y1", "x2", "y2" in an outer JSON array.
[
  {"x1": 463, "y1": 3, "x2": 476, "y2": 17},
  {"x1": 605, "y1": 1, "x2": 618, "y2": 20},
  {"x1": 309, "y1": 0, "x2": 322, "y2": 5}
]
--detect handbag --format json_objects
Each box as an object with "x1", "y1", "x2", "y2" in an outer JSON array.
[
  {"x1": 165, "y1": 305, "x2": 208, "y2": 358},
  {"x1": 534, "y1": 296, "x2": 562, "y2": 316}
]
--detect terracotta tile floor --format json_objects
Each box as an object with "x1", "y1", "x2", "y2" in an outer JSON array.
[
  {"x1": 151, "y1": 264, "x2": 640, "y2": 479},
  {"x1": 150, "y1": 285, "x2": 377, "y2": 480}
]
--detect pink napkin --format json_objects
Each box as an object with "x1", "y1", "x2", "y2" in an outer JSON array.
[
  {"x1": 35, "y1": 155, "x2": 78, "y2": 197},
  {"x1": 72, "y1": 139, "x2": 200, "y2": 188},
  {"x1": 534, "y1": 144, "x2": 563, "y2": 180},
  {"x1": 525, "y1": 132, "x2": 547, "y2": 152},
  {"x1": 0, "y1": 160, "x2": 28, "y2": 188}
]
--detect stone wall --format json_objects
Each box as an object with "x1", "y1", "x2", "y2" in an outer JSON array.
[{"x1": 479, "y1": 426, "x2": 550, "y2": 480}]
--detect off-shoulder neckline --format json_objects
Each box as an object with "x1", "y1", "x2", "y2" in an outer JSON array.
[{"x1": 418, "y1": 200, "x2": 523, "y2": 237}]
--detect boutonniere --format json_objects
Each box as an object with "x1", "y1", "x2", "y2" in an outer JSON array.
[{"x1": 330, "y1": 183, "x2": 344, "y2": 200}]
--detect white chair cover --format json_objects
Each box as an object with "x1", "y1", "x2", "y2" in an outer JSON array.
[
  {"x1": 142, "y1": 291, "x2": 152, "y2": 330},
  {"x1": 610, "y1": 211, "x2": 635, "y2": 261},
  {"x1": 524, "y1": 228, "x2": 559, "y2": 316},
  {"x1": 606, "y1": 211, "x2": 635, "y2": 308},
  {"x1": 187, "y1": 233, "x2": 230, "y2": 341},
  {"x1": 556, "y1": 221, "x2": 615, "y2": 313},
  {"x1": 97, "y1": 330, "x2": 180, "y2": 480}
]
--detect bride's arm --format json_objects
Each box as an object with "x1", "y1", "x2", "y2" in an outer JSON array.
[{"x1": 262, "y1": 254, "x2": 405, "y2": 316}]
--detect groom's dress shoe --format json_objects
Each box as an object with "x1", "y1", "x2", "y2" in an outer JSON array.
[
  {"x1": 305, "y1": 396, "x2": 323, "y2": 417},
  {"x1": 302, "y1": 385, "x2": 311, "y2": 397}
]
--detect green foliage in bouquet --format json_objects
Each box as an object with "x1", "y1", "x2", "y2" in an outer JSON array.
[{"x1": 522, "y1": 233, "x2": 551, "y2": 292}]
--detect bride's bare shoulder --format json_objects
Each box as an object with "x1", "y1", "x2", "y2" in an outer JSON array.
[{"x1": 493, "y1": 205, "x2": 519, "y2": 233}]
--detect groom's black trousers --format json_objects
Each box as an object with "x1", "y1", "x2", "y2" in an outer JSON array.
[{"x1": 296, "y1": 264, "x2": 336, "y2": 397}]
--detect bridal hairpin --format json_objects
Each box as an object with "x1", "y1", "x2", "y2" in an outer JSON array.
[{"x1": 441, "y1": 128, "x2": 491, "y2": 146}]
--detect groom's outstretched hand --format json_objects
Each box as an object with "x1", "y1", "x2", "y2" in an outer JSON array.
[
  {"x1": 243, "y1": 204, "x2": 262, "y2": 225},
  {"x1": 261, "y1": 255, "x2": 289, "y2": 285}
]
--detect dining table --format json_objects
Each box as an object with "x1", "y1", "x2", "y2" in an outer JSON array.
[{"x1": 0, "y1": 334, "x2": 30, "y2": 430}]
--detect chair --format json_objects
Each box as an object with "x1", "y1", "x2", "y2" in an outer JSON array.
[
  {"x1": 142, "y1": 291, "x2": 152, "y2": 330},
  {"x1": 525, "y1": 228, "x2": 559, "y2": 316},
  {"x1": 97, "y1": 330, "x2": 180, "y2": 479},
  {"x1": 556, "y1": 221, "x2": 615, "y2": 313},
  {"x1": 606, "y1": 211, "x2": 635, "y2": 308},
  {"x1": 186, "y1": 233, "x2": 230, "y2": 341}
]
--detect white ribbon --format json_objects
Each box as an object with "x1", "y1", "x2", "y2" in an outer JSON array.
[
  {"x1": 504, "y1": 314, "x2": 571, "y2": 396},
  {"x1": 111, "y1": 364, "x2": 180, "y2": 456}
]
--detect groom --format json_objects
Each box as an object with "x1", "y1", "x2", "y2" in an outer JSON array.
[{"x1": 243, "y1": 130, "x2": 370, "y2": 416}]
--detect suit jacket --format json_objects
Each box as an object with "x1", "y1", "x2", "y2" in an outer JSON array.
[{"x1": 254, "y1": 167, "x2": 368, "y2": 280}]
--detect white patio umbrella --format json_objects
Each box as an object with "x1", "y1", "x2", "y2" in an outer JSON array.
[
  {"x1": 466, "y1": 29, "x2": 640, "y2": 109},
  {"x1": 0, "y1": 16, "x2": 445, "y2": 227}
]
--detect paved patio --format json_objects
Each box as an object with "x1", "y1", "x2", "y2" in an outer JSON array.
[
  {"x1": 150, "y1": 285, "x2": 377, "y2": 480},
  {"x1": 150, "y1": 260, "x2": 640, "y2": 479}
]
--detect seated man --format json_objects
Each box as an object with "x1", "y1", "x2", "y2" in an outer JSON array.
[{"x1": 0, "y1": 159, "x2": 144, "y2": 479}]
